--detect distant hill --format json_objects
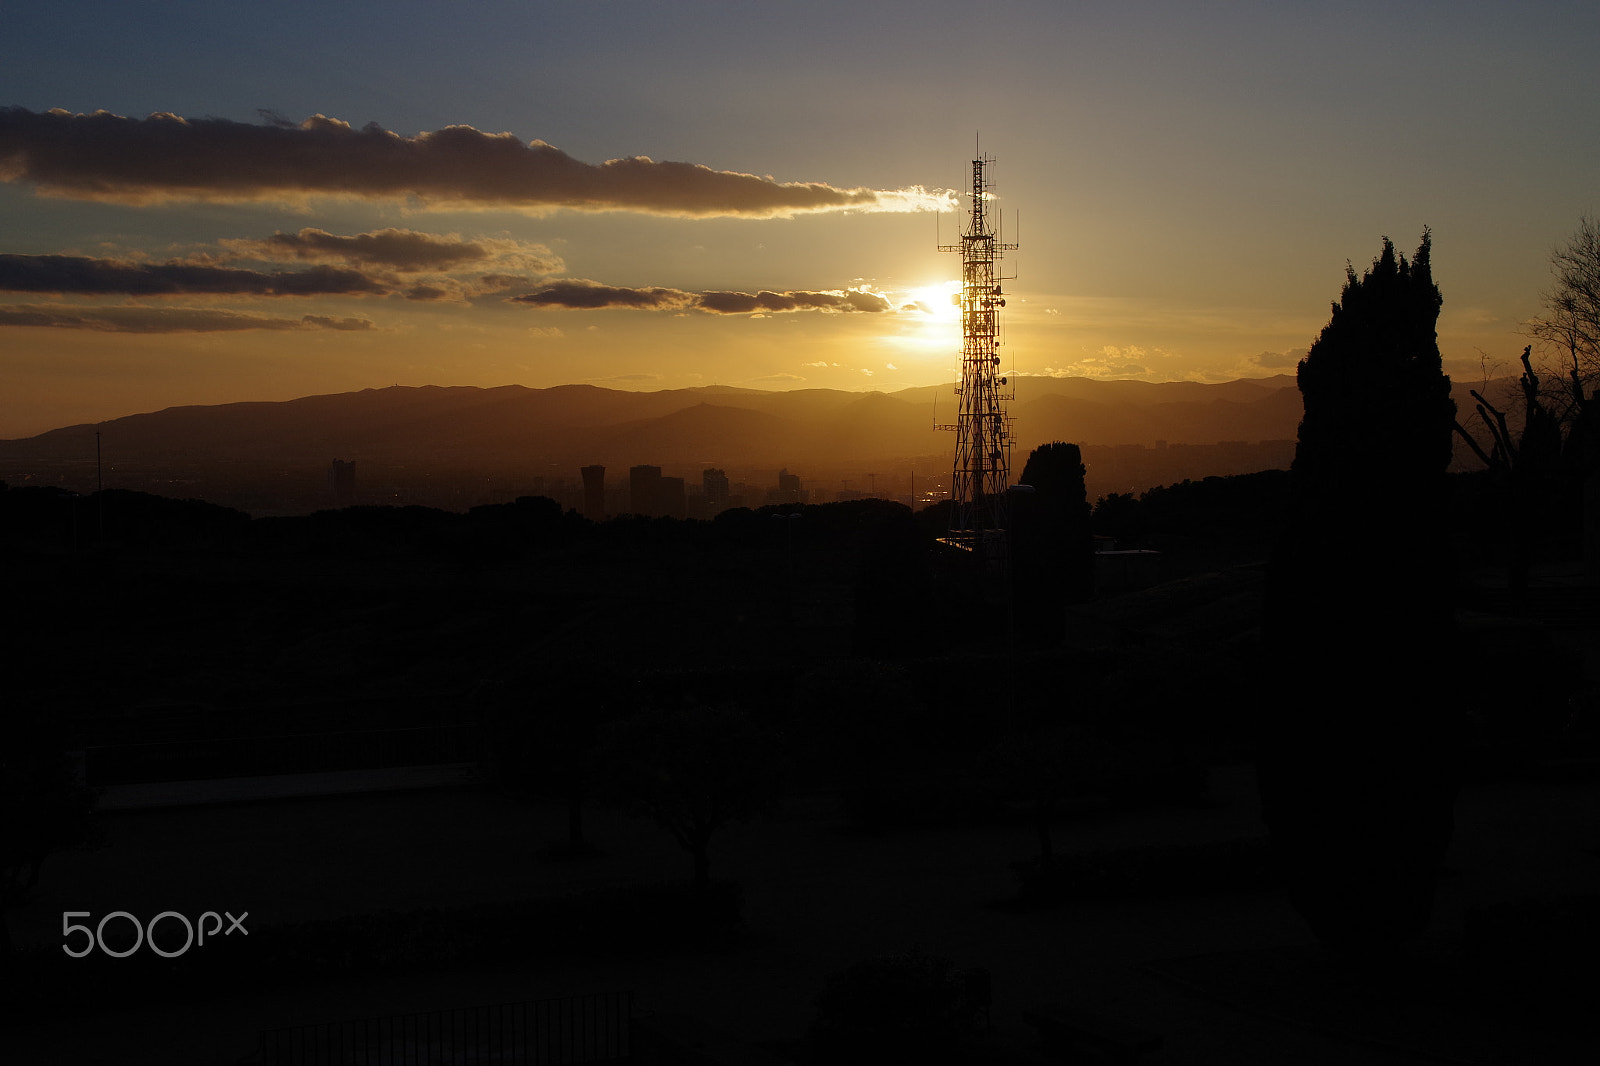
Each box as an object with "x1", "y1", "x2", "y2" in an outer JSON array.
[
  {"x1": 0, "y1": 374, "x2": 1508, "y2": 514},
  {"x1": 1, "y1": 376, "x2": 1305, "y2": 468}
]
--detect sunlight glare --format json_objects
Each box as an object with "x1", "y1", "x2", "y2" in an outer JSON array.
[{"x1": 907, "y1": 280, "x2": 962, "y2": 320}]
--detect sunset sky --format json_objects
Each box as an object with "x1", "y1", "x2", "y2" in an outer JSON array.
[{"x1": 2, "y1": 1, "x2": 1596, "y2": 437}]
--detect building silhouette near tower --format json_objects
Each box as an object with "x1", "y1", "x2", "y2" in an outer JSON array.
[
  {"x1": 768, "y1": 468, "x2": 807, "y2": 506},
  {"x1": 629, "y1": 465, "x2": 663, "y2": 516},
  {"x1": 703, "y1": 468, "x2": 729, "y2": 508},
  {"x1": 581, "y1": 464, "x2": 606, "y2": 520},
  {"x1": 660, "y1": 476, "x2": 687, "y2": 519}
]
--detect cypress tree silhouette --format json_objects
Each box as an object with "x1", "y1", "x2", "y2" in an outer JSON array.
[{"x1": 1261, "y1": 232, "x2": 1460, "y2": 961}]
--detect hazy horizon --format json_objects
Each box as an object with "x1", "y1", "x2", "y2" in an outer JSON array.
[
  {"x1": 1, "y1": 370, "x2": 1302, "y2": 440},
  {"x1": 4, "y1": 3, "x2": 1595, "y2": 437}
]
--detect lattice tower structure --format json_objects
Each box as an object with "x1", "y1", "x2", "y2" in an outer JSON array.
[{"x1": 938, "y1": 154, "x2": 1017, "y2": 553}]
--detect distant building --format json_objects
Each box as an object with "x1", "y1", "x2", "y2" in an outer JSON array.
[
  {"x1": 660, "y1": 476, "x2": 687, "y2": 519},
  {"x1": 696, "y1": 468, "x2": 730, "y2": 519},
  {"x1": 768, "y1": 467, "x2": 808, "y2": 506},
  {"x1": 629, "y1": 464, "x2": 663, "y2": 516},
  {"x1": 581, "y1": 464, "x2": 606, "y2": 519},
  {"x1": 703, "y1": 468, "x2": 729, "y2": 505},
  {"x1": 328, "y1": 459, "x2": 356, "y2": 507}
]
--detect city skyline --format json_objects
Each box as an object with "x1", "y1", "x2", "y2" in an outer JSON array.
[{"x1": 3, "y1": 2, "x2": 1597, "y2": 437}]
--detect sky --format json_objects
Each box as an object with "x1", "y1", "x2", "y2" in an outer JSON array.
[{"x1": 1, "y1": 0, "x2": 1596, "y2": 437}]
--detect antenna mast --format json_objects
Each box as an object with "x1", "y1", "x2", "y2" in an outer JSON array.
[{"x1": 937, "y1": 153, "x2": 1017, "y2": 558}]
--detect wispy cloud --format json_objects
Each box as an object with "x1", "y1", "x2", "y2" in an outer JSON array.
[
  {"x1": 0, "y1": 108, "x2": 953, "y2": 218},
  {"x1": 0, "y1": 304, "x2": 374, "y2": 333},
  {"x1": 218, "y1": 228, "x2": 563, "y2": 275},
  {"x1": 0, "y1": 232, "x2": 563, "y2": 304},
  {"x1": 1250, "y1": 347, "x2": 1306, "y2": 369}
]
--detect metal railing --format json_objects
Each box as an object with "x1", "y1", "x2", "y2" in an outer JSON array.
[
  {"x1": 85, "y1": 724, "x2": 481, "y2": 785},
  {"x1": 259, "y1": 992, "x2": 633, "y2": 1065}
]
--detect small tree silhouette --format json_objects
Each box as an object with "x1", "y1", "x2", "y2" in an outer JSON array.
[
  {"x1": 483, "y1": 658, "x2": 634, "y2": 857},
  {"x1": 594, "y1": 703, "x2": 783, "y2": 894},
  {"x1": 978, "y1": 726, "x2": 1085, "y2": 870}
]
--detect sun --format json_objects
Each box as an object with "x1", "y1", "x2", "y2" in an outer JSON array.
[
  {"x1": 905, "y1": 280, "x2": 962, "y2": 321},
  {"x1": 876, "y1": 279, "x2": 965, "y2": 361}
]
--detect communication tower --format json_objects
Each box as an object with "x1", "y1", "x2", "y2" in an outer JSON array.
[{"x1": 937, "y1": 153, "x2": 1017, "y2": 558}]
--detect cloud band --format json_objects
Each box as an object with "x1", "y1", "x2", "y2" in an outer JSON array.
[
  {"x1": 0, "y1": 253, "x2": 386, "y2": 296},
  {"x1": 0, "y1": 304, "x2": 374, "y2": 333},
  {"x1": 0, "y1": 108, "x2": 952, "y2": 218},
  {"x1": 508, "y1": 279, "x2": 893, "y2": 314}
]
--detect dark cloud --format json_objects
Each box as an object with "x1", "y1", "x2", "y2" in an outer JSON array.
[
  {"x1": 842, "y1": 289, "x2": 893, "y2": 313},
  {"x1": 297, "y1": 314, "x2": 376, "y2": 331},
  {"x1": 0, "y1": 108, "x2": 947, "y2": 217},
  {"x1": 509, "y1": 279, "x2": 893, "y2": 314},
  {"x1": 402, "y1": 284, "x2": 452, "y2": 302},
  {"x1": 221, "y1": 228, "x2": 562, "y2": 274},
  {"x1": 697, "y1": 288, "x2": 892, "y2": 314},
  {"x1": 0, "y1": 304, "x2": 375, "y2": 333},
  {"x1": 476, "y1": 274, "x2": 536, "y2": 293},
  {"x1": 0, "y1": 253, "x2": 385, "y2": 296},
  {"x1": 508, "y1": 279, "x2": 696, "y2": 311}
]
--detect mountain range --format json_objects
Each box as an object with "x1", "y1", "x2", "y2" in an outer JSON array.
[
  {"x1": 2, "y1": 374, "x2": 1508, "y2": 513},
  {"x1": 3, "y1": 376, "x2": 1306, "y2": 470}
]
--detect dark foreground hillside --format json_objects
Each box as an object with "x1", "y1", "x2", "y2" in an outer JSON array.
[{"x1": 3, "y1": 474, "x2": 1596, "y2": 1064}]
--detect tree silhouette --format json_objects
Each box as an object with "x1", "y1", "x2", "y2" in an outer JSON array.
[
  {"x1": 1261, "y1": 232, "x2": 1460, "y2": 959},
  {"x1": 1528, "y1": 215, "x2": 1600, "y2": 417},
  {"x1": 851, "y1": 501, "x2": 936, "y2": 658},
  {"x1": 483, "y1": 658, "x2": 634, "y2": 857},
  {"x1": 594, "y1": 703, "x2": 783, "y2": 894},
  {"x1": 978, "y1": 725, "x2": 1086, "y2": 871},
  {"x1": 1091, "y1": 491, "x2": 1144, "y2": 547},
  {"x1": 1517, "y1": 215, "x2": 1600, "y2": 580},
  {"x1": 1454, "y1": 346, "x2": 1571, "y2": 599}
]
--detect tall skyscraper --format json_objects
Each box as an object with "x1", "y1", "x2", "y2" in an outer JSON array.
[
  {"x1": 328, "y1": 459, "x2": 356, "y2": 507},
  {"x1": 581, "y1": 464, "x2": 606, "y2": 519},
  {"x1": 703, "y1": 468, "x2": 729, "y2": 514},
  {"x1": 769, "y1": 468, "x2": 807, "y2": 506}
]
